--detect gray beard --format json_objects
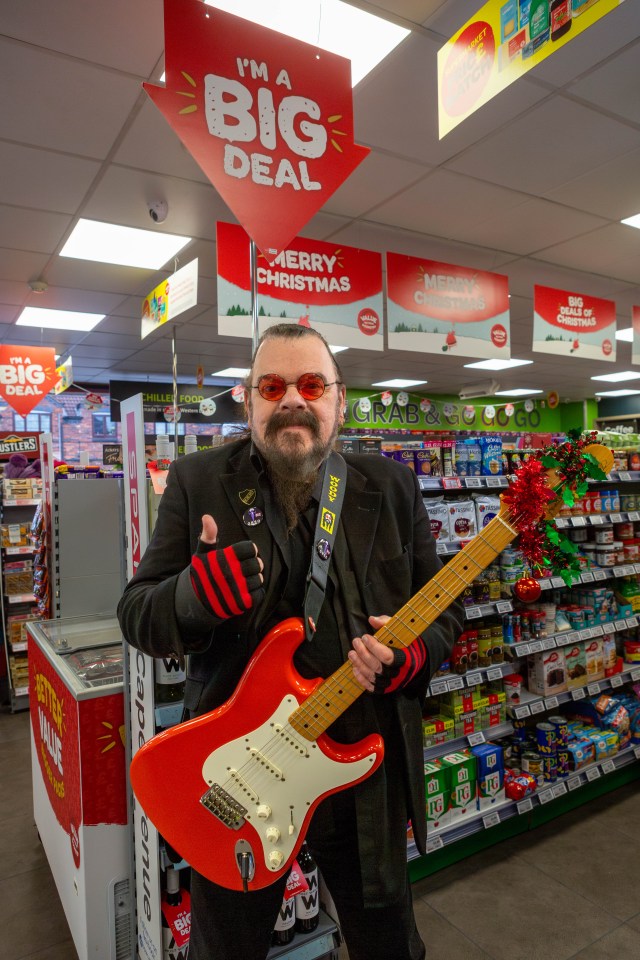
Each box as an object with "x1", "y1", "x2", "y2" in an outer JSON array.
[{"x1": 268, "y1": 468, "x2": 317, "y2": 535}]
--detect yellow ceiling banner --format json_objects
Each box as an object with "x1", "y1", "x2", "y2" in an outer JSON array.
[{"x1": 437, "y1": 0, "x2": 623, "y2": 138}]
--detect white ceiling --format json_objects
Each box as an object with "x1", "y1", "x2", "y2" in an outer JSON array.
[{"x1": 1, "y1": 0, "x2": 640, "y2": 401}]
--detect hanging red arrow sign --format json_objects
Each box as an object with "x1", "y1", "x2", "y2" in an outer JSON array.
[{"x1": 145, "y1": 0, "x2": 370, "y2": 264}]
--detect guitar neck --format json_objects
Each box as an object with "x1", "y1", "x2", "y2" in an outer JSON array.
[{"x1": 289, "y1": 509, "x2": 517, "y2": 742}]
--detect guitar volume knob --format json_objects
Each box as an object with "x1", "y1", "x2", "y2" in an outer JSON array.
[
  {"x1": 256, "y1": 804, "x2": 272, "y2": 821},
  {"x1": 265, "y1": 826, "x2": 281, "y2": 844},
  {"x1": 268, "y1": 849, "x2": 285, "y2": 869}
]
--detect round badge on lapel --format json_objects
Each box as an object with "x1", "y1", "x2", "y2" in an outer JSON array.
[
  {"x1": 316, "y1": 538, "x2": 331, "y2": 561},
  {"x1": 243, "y1": 507, "x2": 264, "y2": 527}
]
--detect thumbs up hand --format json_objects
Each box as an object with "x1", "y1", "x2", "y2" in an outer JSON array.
[{"x1": 190, "y1": 514, "x2": 264, "y2": 620}]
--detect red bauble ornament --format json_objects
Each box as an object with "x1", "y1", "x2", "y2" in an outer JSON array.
[{"x1": 514, "y1": 576, "x2": 542, "y2": 604}]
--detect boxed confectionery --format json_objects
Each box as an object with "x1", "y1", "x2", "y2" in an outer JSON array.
[
  {"x1": 3, "y1": 477, "x2": 42, "y2": 498},
  {"x1": 414, "y1": 444, "x2": 442, "y2": 477},
  {"x1": 439, "y1": 687, "x2": 484, "y2": 713},
  {"x1": 583, "y1": 638, "x2": 605, "y2": 682},
  {"x1": 422, "y1": 715, "x2": 454, "y2": 749},
  {"x1": 479, "y1": 436, "x2": 502, "y2": 477},
  {"x1": 527, "y1": 648, "x2": 568, "y2": 697},
  {"x1": 424, "y1": 760, "x2": 451, "y2": 831},
  {"x1": 471, "y1": 742, "x2": 505, "y2": 810},
  {"x1": 615, "y1": 580, "x2": 640, "y2": 614},
  {"x1": 474, "y1": 495, "x2": 501, "y2": 531},
  {"x1": 424, "y1": 498, "x2": 450, "y2": 542},
  {"x1": 448, "y1": 499, "x2": 477, "y2": 542},
  {"x1": 440, "y1": 750, "x2": 477, "y2": 822},
  {"x1": 564, "y1": 643, "x2": 588, "y2": 690}
]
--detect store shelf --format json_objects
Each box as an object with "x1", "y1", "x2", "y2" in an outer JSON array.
[
  {"x1": 10, "y1": 641, "x2": 28, "y2": 653},
  {"x1": 555, "y1": 511, "x2": 640, "y2": 528},
  {"x1": 6, "y1": 593, "x2": 35, "y2": 604},
  {"x1": 408, "y1": 742, "x2": 640, "y2": 860},
  {"x1": 419, "y1": 476, "x2": 508, "y2": 492},
  {"x1": 267, "y1": 911, "x2": 339, "y2": 960},
  {"x1": 508, "y1": 663, "x2": 640, "y2": 720},
  {"x1": 428, "y1": 660, "x2": 514, "y2": 697},
  {"x1": 3, "y1": 545, "x2": 35, "y2": 555},
  {"x1": 2, "y1": 498, "x2": 40, "y2": 507},
  {"x1": 423, "y1": 721, "x2": 513, "y2": 762},
  {"x1": 463, "y1": 599, "x2": 513, "y2": 620},
  {"x1": 506, "y1": 617, "x2": 639, "y2": 661}
]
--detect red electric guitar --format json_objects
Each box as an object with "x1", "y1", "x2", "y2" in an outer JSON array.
[{"x1": 129, "y1": 445, "x2": 612, "y2": 891}]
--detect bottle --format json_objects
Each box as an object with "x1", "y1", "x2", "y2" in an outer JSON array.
[
  {"x1": 162, "y1": 866, "x2": 189, "y2": 960},
  {"x1": 154, "y1": 656, "x2": 186, "y2": 704},
  {"x1": 295, "y1": 844, "x2": 320, "y2": 934},
  {"x1": 272, "y1": 893, "x2": 296, "y2": 946},
  {"x1": 550, "y1": 0, "x2": 571, "y2": 40},
  {"x1": 184, "y1": 434, "x2": 198, "y2": 456}
]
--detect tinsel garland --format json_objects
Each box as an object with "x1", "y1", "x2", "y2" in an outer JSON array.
[{"x1": 502, "y1": 430, "x2": 608, "y2": 585}]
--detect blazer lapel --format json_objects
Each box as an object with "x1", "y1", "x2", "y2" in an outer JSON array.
[
  {"x1": 339, "y1": 464, "x2": 382, "y2": 597},
  {"x1": 218, "y1": 446, "x2": 273, "y2": 565}
]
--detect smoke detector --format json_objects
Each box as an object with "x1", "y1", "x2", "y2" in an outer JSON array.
[{"x1": 29, "y1": 280, "x2": 48, "y2": 294}]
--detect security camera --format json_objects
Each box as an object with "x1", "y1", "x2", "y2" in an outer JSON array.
[{"x1": 148, "y1": 200, "x2": 168, "y2": 223}]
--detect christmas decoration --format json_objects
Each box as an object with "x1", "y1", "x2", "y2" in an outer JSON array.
[
  {"x1": 513, "y1": 576, "x2": 542, "y2": 604},
  {"x1": 503, "y1": 431, "x2": 611, "y2": 586}
]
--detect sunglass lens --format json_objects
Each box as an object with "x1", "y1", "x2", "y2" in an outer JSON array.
[
  {"x1": 259, "y1": 375, "x2": 286, "y2": 401},
  {"x1": 298, "y1": 374, "x2": 326, "y2": 400}
]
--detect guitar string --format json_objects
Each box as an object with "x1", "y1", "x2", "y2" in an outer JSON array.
[{"x1": 212, "y1": 509, "x2": 519, "y2": 800}]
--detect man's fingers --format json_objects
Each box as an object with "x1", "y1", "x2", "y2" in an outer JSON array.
[{"x1": 200, "y1": 514, "x2": 218, "y2": 544}]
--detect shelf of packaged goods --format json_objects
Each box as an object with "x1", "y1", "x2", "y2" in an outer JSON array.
[
  {"x1": 506, "y1": 617, "x2": 640, "y2": 661},
  {"x1": 423, "y1": 721, "x2": 514, "y2": 763},
  {"x1": 463, "y1": 599, "x2": 513, "y2": 621},
  {"x1": 428, "y1": 661, "x2": 514, "y2": 698},
  {"x1": 267, "y1": 911, "x2": 339, "y2": 960},
  {"x1": 555, "y1": 511, "x2": 640, "y2": 528},
  {"x1": 537, "y1": 566, "x2": 640, "y2": 592},
  {"x1": 507, "y1": 663, "x2": 640, "y2": 720},
  {"x1": 407, "y1": 742, "x2": 640, "y2": 860},
  {"x1": 2, "y1": 498, "x2": 40, "y2": 507},
  {"x1": 3, "y1": 545, "x2": 35, "y2": 555},
  {"x1": 419, "y1": 476, "x2": 508, "y2": 493},
  {"x1": 610, "y1": 471, "x2": 640, "y2": 483}
]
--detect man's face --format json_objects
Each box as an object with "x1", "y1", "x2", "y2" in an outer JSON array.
[{"x1": 247, "y1": 336, "x2": 345, "y2": 475}]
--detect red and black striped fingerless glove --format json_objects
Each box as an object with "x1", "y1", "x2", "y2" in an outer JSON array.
[
  {"x1": 373, "y1": 635, "x2": 428, "y2": 694},
  {"x1": 190, "y1": 540, "x2": 263, "y2": 621}
]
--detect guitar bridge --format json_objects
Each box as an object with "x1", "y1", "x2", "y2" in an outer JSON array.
[{"x1": 200, "y1": 784, "x2": 247, "y2": 830}]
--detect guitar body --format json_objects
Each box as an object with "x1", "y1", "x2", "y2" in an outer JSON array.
[{"x1": 130, "y1": 617, "x2": 384, "y2": 891}]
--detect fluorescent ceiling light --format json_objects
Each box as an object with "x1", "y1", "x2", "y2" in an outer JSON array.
[
  {"x1": 464, "y1": 358, "x2": 533, "y2": 371},
  {"x1": 621, "y1": 212, "x2": 640, "y2": 229},
  {"x1": 616, "y1": 328, "x2": 633, "y2": 342},
  {"x1": 591, "y1": 370, "x2": 640, "y2": 383},
  {"x1": 372, "y1": 378, "x2": 427, "y2": 388},
  {"x1": 329, "y1": 344, "x2": 349, "y2": 354},
  {"x1": 594, "y1": 388, "x2": 640, "y2": 397},
  {"x1": 494, "y1": 388, "x2": 543, "y2": 396},
  {"x1": 17, "y1": 307, "x2": 104, "y2": 332},
  {"x1": 205, "y1": 1, "x2": 410, "y2": 86},
  {"x1": 60, "y1": 219, "x2": 191, "y2": 270},
  {"x1": 210, "y1": 367, "x2": 250, "y2": 378}
]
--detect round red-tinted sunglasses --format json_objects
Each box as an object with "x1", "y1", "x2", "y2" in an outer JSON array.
[{"x1": 252, "y1": 373, "x2": 341, "y2": 402}]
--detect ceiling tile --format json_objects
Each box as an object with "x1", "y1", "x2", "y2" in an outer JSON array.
[
  {"x1": 113, "y1": 100, "x2": 211, "y2": 183},
  {"x1": 0, "y1": 143, "x2": 101, "y2": 213},
  {"x1": 0, "y1": 208, "x2": 72, "y2": 255},
  {"x1": 543, "y1": 146, "x2": 640, "y2": 221}
]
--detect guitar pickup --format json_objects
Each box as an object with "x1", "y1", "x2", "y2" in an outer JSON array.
[{"x1": 200, "y1": 784, "x2": 247, "y2": 830}]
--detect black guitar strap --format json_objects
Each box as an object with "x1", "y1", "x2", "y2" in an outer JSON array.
[{"x1": 303, "y1": 450, "x2": 347, "y2": 641}]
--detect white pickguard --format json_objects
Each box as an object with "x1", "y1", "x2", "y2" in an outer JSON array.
[{"x1": 201, "y1": 695, "x2": 377, "y2": 871}]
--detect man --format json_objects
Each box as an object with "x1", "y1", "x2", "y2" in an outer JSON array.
[{"x1": 118, "y1": 323, "x2": 462, "y2": 960}]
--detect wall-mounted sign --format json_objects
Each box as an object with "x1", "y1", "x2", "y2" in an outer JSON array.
[
  {"x1": 143, "y1": 0, "x2": 369, "y2": 263},
  {"x1": 109, "y1": 380, "x2": 246, "y2": 425},
  {"x1": 141, "y1": 259, "x2": 199, "y2": 340},
  {"x1": 386, "y1": 252, "x2": 510, "y2": 360},
  {"x1": 437, "y1": 0, "x2": 623, "y2": 137},
  {"x1": 0, "y1": 345, "x2": 58, "y2": 416},
  {"x1": 532, "y1": 285, "x2": 616, "y2": 362},
  {"x1": 217, "y1": 222, "x2": 383, "y2": 350}
]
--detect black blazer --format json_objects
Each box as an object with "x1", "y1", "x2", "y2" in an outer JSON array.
[{"x1": 118, "y1": 438, "x2": 463, "y2": 870}]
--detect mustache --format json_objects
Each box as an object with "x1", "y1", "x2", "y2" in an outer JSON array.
[{"x1": 265, "y1": 409, "x2": 320, "y2": 439}]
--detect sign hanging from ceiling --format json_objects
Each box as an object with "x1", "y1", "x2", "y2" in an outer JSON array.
[
  {"x1": 109, "y1": 380, "x2": 245, "y2": 424},
  {"x1": 0, "y1": 345, "x2": 58, "y2": 417},
  {"x1": 216, "y1": 221, "x2": 384, "y2": 349},
  {"x1": 386, "y1": 252, "x2": 510, "y2": 359},
  {"x1": 54, "y1": 358, "x2": 73, "y2": 395},
  {"x1": 144, "y1": 0, "x2": 369, "y2": 263},
  {"x1": 141, "y1": 259, "x2": 199, "y2": 340},
  {"x1": 632, "y1": 306, "x2": 640, "y2": 367},
  {"x1": 532, "y1": 284, "x2": 616, "y2": 361},
  {"x1": 437, "y1": 0, "x2": 623, "y2": 138}
]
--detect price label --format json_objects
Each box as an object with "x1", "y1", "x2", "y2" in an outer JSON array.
[
  {"x1": 530, "y1": 700, "x2": 545, "y2": 715},
  {"x1": 591, "y1": 624, "x2": 604, "y2": 636},
  {"x1": 447, "y1": 676, "x2": 465, "y2": 691},
  {"x1": 635, "y1": 563, "x2": 640, "y2": 576},
  {"x1": 634, "y1": 746, "x2": 640, "y2": 760},
  {"x1": 628, "y1": 511, "x2": 640, "y2": 522},
  {"x1": 586, "y1": 766, "x2": 601, "y2": 782},
  {"x1": 572, "y1": 516, "x2": 586, "y2": 527},
  {"x1": 567, "y1": 777, "x2": 581, "y2": 792},
  {"x1": 624, "y1": 565, "x2": 636, "y2": 577},
  {"x1": 560, "y1": 631, "x2": 578, "y2": 646},
  {"x1": 529, "y1": 641, "x2": 544, "y2": 654},
  {"x1": 487, "y1": 668, "x2": 503, "y2": 681},
  {"x1": 553, "y1": 782, "x2": 567, "y2": 798},
  {"x1": 466, "y1": 672, "x2": 482, "y2": 688},
  {"x1": 486, "y1": 476, "x2": 504, "y2": 488},
  {"x1": 593, "y1": 570, "x2": 607, "y2": 581},
  {"x1": 613, "y1": 567, "x2": 626, "y2": 578},
  {"x1": 430, "y1": 681, "x2": 448, "y2": 697},
  {"x1": 610, "y1": 675, "x2": 624, "y2": 689},
  {"x1": 610, "y1": 513, "x2": 623, "y2": 524},
  {"x1": 545, "y1": 696, "x2": 559, "y2": 710},
  {"x1": 496, "y1": 601, "x2": 512, "y2": 614},
  {"x1": 618, "y1": 472, "x2": 632, "y2": 482},
  {"x1": 515, "y1": 705, "x2": 531, "y2": 719},
  {"x1": 590, "y1": 514, "x2": 604, "y2": 525},
  {"x1": 466, "y1": 606, "x2": 482, "y2": 620},
  {"x1": 580, "y1": 628, "x2": 593, "y2": 641},
  {"x1": 626, "y1": 618, "x2": 638, "y2": 629},
  {"x1": 538, "y1": 790, "x2": 553, "y2": 805},
  {"x1": 465, "y1": 477, "x2": 483, "y2": 488},
  {"x1": 614, "y1": 619, "x2": 629, "y2": 632},
  {"x1": 517, "y1": 798, "x2": 533, "y2": 815},
  {"x1": 468, "y1": 731, "x2": 486, "y2": 746},
  {"x1": 551, "y1": 577, "x2": 565, "y2": 588},
  {"x1": 542, "y1": 638, "x2": 557, "y2": 650},
  {"x1": 515, "y1": 644, "x2": 531, "y2": 657},
  {"x1": 443, "y1": 477, "x2": 462, "y2": 490},
  {"x1": 436, "y1": 542, "x2": 449, "y2": 555},
  {"x1": 555, "y1": 518, "x2": 569, "y2": 528},
  {"x1": 631, "y1": 669, "x2": 640, "y2": 682},
  {"x1": 601, "y1": 759, "x2": 616, "y2": 775},
  {"x1": 587, "y1": 682, "x2": 601, "y2": 696},
  {"x1": 482, "y1": 811, "x2": 500, "y2": 829},
  {"x1": 581, "y1": 571, "x2": 594, "y2": 583},
  {"x1": 572, "y1": 688, "x2": 586, "y2": 700},
  {"x1": 538, "y1": 578, "x2": 552, "y2": 591},
  {"x1": 426, "y1": 835, "x2": 444, "y2": 853}
]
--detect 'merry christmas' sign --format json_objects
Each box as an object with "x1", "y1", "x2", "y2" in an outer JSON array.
[{"x1": 144, "y1": 0, "x2": 369, "y2": 262}]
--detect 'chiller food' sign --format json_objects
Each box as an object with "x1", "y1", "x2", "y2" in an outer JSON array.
[{"x1": 144, "y1": 0, "x2": 369, "y2": 262}]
